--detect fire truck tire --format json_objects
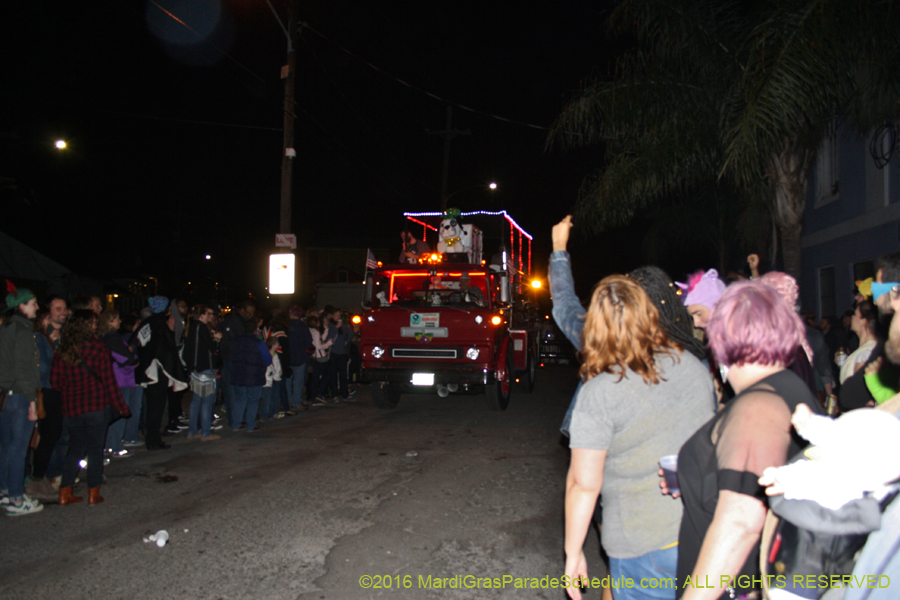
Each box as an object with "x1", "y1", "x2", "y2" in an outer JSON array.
[
  {"x1": 371, "y1": 381, "x2": 401, "y2": 409},
  {"x1": 486, "y1": 354, "x2": 513, "y2": 411},
  {"x1": 522, "y1": 352, "x2": 536, "y2": 393}
]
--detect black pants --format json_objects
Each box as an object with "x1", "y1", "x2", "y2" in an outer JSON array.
[
  {"x1": 61, "y1": 408, "x2": 107, "y2": 489},
  {"x1": 167, "y1": 388, "x2": 186, "y2": 428},
  {"x1": 144, "y1": 380, "x2": 168, "y2": 448},
  {"x1": 334, "y1": 353, "x2": 350, "y2": 399},
  {"x1": 32, "y1": 388, "x2": 63, "y2": 479}
]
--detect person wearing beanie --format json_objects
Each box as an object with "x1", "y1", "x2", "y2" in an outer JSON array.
[
  {"x1": 134, "y1": 296, "x2": 187, "y2": 450},
  {"x1": 0, "y1": 280, "x2": 43, "y2": 516},
  {"x1": 676, "y1": 269, "x2": 727, "y2": 330}
]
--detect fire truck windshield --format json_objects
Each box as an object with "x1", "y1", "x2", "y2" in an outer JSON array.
[{"x1": 373, "y1": 270, "x2": 489, "y2": 308}]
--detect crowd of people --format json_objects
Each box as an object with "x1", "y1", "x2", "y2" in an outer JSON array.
[
  {"x1": 0, "y1": 289, "x2": 359, "y2": 516},
  {"x1": 551, "y1": 215, "x2": 900, "y2": 600}
]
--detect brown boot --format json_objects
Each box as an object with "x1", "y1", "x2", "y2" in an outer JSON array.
[
  {"x1": 59, "y1": 486, "x2": 83, "y2": 506},
  {"x1": 88, "y1": 486, "x2": 104, "y2": 506}
]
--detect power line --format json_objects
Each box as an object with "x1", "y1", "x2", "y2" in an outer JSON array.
[{"x1": 302, "y1": 24, "x2": 555, "y2": 133}]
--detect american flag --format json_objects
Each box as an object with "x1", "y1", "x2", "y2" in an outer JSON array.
[{"x1": 365, "y1": 248, "x2": 378, "y2": 271}]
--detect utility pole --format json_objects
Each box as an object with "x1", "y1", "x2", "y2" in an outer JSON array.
[
  {"x1": 428, "y1": 105, "x2": 470, "y2": 211},
  {"x1": 269, "y1": 0, "x2": 297, "y2": 235}
]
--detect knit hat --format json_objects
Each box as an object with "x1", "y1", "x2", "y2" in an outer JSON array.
[
  {"x1": 676, "y1": 269, "x2": 726, "y2": 311},
  {"x1": 148, "y1": 295, "x2": 169, "y2": 314},
  {"x1": 5, "y1": 280, "x2": 34, "y2": 308}
]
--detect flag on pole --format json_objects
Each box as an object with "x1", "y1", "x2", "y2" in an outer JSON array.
[{"x1": 365, "y1": 248, "x2": 378, "y2": 271}]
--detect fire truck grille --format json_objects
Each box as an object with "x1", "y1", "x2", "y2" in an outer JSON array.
[{"x1": 391, "y1": 348, "x2": 458, "y2": 359}]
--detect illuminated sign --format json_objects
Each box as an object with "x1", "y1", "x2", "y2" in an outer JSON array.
[{"x1": 269, "y1": 253, "x2": 295, "y2": 294}]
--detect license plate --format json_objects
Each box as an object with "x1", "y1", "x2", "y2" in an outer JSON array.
[
  {"x1": 410, "y1": 313, "x2": 440, "y2": 328},
  {"x1": 411, "y1": 372, "x2": 435, "y2": 386}
]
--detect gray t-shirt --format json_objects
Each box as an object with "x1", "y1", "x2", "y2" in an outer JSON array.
[{"x1": 569, "y1": 351, "x2": 715, "y2": 559}]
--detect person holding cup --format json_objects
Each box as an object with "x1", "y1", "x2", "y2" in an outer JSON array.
[
  {"x1": 670, "y1": 281, "x2": 824, "y2": 600},
  {"x1": 565, "y1": 275, "x2": 715, "y2": 600}
]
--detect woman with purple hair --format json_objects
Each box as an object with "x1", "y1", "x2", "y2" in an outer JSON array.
[{"x1": 668, "y1": 281, "x2": 826, "y2": 600}]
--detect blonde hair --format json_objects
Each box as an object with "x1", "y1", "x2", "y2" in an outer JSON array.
[
  {"x1": 580, "y1": 275, "x2": 680, "y2": 385},
  {"x1": 98, "y1": 308, "x2": 120, "y2": 335}
]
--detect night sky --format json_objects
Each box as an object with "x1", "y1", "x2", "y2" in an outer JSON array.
[{"x1": 1, "y1": 0, "x2": 690, "y2": 302}]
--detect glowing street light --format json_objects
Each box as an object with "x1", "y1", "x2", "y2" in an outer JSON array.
[
  {"x1": 55, "y1": 139, "x2": 67, "y2": 150},
  {"x1": 205, "y1": 254, "x2": 211, "y2": 260},
  {"x1": 488, "y1": 182, "x2": 498, "y2": 190}
]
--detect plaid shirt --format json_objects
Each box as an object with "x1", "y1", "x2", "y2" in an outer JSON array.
[{"x1": 50, "y1": 339, "x2": 129, "y2": 418}]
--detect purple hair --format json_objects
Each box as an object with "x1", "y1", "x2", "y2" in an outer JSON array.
[{"x1": 707, "y1": 281, "x2": 805, "y2": 368}]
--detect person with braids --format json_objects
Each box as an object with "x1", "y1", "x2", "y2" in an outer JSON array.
[
  {"x1": 564, "y1": 275, "x2": 715, "y2": 600},
  {"x1": 50, "y1": 310, "x2": 131, "y2": 506}
]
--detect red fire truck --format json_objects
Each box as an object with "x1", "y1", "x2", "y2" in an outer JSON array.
[{"x1": 359, "y1": 210, "x2": 540, "y2": 410}]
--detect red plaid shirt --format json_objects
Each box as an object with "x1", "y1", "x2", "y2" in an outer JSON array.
[{"x1": 50, "y1": 339, "x2": 129, "y2": 418}]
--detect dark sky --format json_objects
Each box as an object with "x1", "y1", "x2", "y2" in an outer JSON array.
[{"x1": 2, "y1": 0, "x2": 649, "y2": 300}]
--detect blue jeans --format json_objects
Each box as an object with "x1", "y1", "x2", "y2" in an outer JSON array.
[
  {"x1": 276, "y1": 378, "x2": 289, "y2": 411},
  {"x1": 105, "y1": 409, "x2": 126, "y2": 452},
  {"x1": 232, "y1": 385, "x2": 261, "y2": 431},
  {"x1": 288, "y1": 364, "x2": 308, "y2": 407},
  {"x1": 189, "y1": 389, "x2": 217, "y2": 437},
  {"x1": 221, "y1": 361, "x2": 236, "y2": 428},
  {"x1": 46, "y1": 421, "x2": 69, "y2": 480},
  {"x1": 0, "y1": 394, "x2": 34, "y2": 500},
  {"x1": 259, "y1": 385, "x2": 278, "y2": 420},
  {"x1": 62, "y1": 408, "x2": 108, "y2": 489},
  {"x1": 608, "y1": 546, "x2": 678, "y2": 600},
  {"x1": 121, "y1": 386, "x2": 144, "y2": 443}
]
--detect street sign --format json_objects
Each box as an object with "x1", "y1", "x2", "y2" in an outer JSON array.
[{"x1": 275, "y1": 233, "x2": 296, "y2": 249}]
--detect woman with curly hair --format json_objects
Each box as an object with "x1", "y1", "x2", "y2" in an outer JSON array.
[
  {"x1": 50, "y1": 310, "x2": 131, "y2": 506},
  {"x1": 564, "y1": 275, "x2": 715, "y2": 600}
]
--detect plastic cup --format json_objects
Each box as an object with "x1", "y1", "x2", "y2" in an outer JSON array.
[
  {"x1": 659, "y1": 455, "x2": 680, "y2": 495},
  {"x1": 155, "y1": 530, "x2": 169, "y2": 547}
]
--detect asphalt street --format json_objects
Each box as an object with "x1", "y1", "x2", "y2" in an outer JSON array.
[{"x1": 0, "y1": 365, "x2": 610, "y2": 600}]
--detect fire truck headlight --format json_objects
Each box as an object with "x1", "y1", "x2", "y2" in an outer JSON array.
[
  {"x1": 466, "y1": 347, "x2": 480, "y2": 361},
  {"x1": 475, "y1": 315, "x2": 483, "y2": 324},
  {"x1": 372, "y1": 346, "x2": 385, "y2": 359},
  {"x1": 490, "y1": 315, "x2": 502, "y2": 325},
  {"x1": 367, "y1": 315, "x2": 375, "y2": 323}
]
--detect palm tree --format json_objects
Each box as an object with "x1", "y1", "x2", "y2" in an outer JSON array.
[{"x1": 551, "y1": 0, "x2": 900, "y2": 278}]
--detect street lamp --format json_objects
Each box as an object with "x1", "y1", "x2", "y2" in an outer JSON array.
[{"x1": 55, "y1": 139, "x2": 67, "y2": 150}]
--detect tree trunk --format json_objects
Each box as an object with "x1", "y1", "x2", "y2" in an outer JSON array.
[{"x1": 767, "y1": 141, "x2": 813, "y2": 280}]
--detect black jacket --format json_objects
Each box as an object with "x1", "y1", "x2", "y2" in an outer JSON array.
[{"x1": 185, "y1": 321, "x2": 218, "y2": 373}]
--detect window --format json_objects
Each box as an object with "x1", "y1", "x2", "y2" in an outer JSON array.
[
  {"x1": 815, "y1": 130, "x2": 839, "y2": 206},
  {"x1": 818, "y1": 266, "x2": 836, "y2": 318}
]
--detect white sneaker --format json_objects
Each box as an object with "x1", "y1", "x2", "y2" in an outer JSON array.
[{"x1": 5, "y1": 495, "x2": 43, "y2": 517}]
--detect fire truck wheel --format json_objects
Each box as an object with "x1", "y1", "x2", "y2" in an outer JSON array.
[
  {"x1": 521, "y1": 352, "x2": 536, "y2": 393},
  {"x1": 372, "y1": 381, "x2": 401, "y2": 409},
  {"x1": 486, "y1": 354, "x2": 513, "y2": 411}
]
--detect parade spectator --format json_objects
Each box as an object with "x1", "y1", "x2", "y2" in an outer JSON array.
[
  {"x1": 42, "y1": 296, "x2": 69, "y2": 488},
  {"x1": 134, "y1": 296, "x2": 187, "y2": 450},
  {"x1": 671, "y1": 281, "x2": 825, "y2": 600},
  {"x1": 229, "y1": 322, "x2": 271, "y2": 432},
  {"x1": 263, "y1": 311, "x2": 292, "y2": 416},
  {"x1": 308, "y1": 314, "x2": 334, "y2": 405},
  {"x1": 287, "y1": 305, "x2": 312, "y2": 410},
  {"x1": 758, "y1": 271, "x2": 818, "y2": 397},
  {"x1": 185, "y1": 305, "x2": 221, "y2": 441},
  {"x1": 0, "y1": 282, "x2": 43, "y2": 516},
  {"x1": 219, "y1": 300, "x2": 256, "y2": 429},
  {"x1": 72, "y1": 295, "x2": 103, "y2": 314},
  {"x1": 99, "y1": 309, "x2": 139, "y2": 457},
  {"x1": 840, "y1": 300, "x2": 878, "y2": 385},
  {"x1": 51, "y1": 310, "x2": 131, "y2": 506},
  {"x1": 564, "y1": 275, "x2": 715, "y2": 600},
  {"x1": 328, "y1": 307, "x2": 354, "y2": 401},
  {"x1": 676, "y1": 269, "x2": 726, "y2": 330},
  {"x1": 118, "y1": 312, "x2": 144, "y2": 447},
  {"x1": 27, "y1": 307, "x2": 62, "y2": 502},
  {"x1": 259, "y1": 336, "x2": 282, "y2": 420}
]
